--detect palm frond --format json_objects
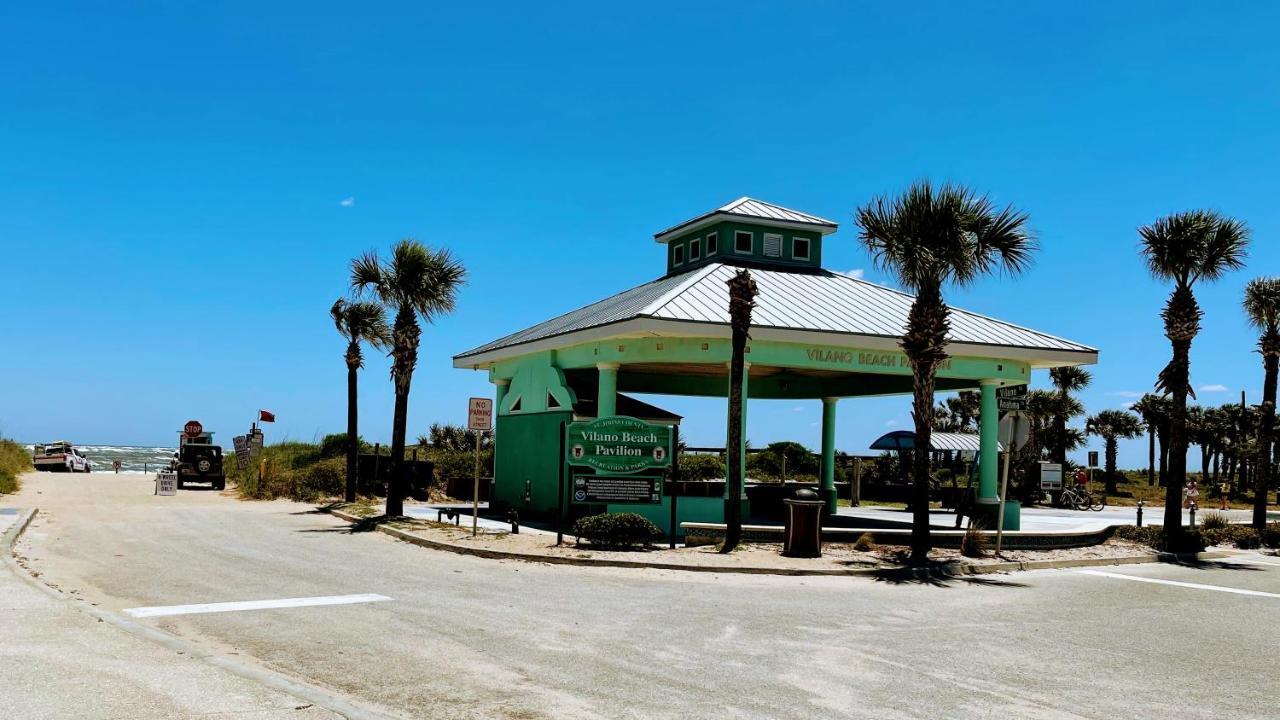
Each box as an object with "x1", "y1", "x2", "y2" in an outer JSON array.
[
  {"x1": 1139, "y1": 210, "x2": 1250, "y2": 285},
  {"x1": 856, "y1": 179, "x2": 1034, "y2": 291},
  {"x1": 350, "y1": 251, "x2": 386, "y2": 300},
  {"x1": 330, "y1": 298, "x2": 349, "y2": 337},
  {"x1": 344, "y1": 300, "x2": 391, "y2": 348},
  {"x1": 1243, "y1": 277, "x2": 1280, "y2": 331}
]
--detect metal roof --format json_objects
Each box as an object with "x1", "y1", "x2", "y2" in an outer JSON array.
[
  {"x1": 654, "y1": 197, "x2": 838, "y2": 243},
  {"x1": 455, "y1": 262, "x2": 1097, "y2": 363},
  {"x1": 869, "y1": 430, "x2": 1000, "y2": 452}
]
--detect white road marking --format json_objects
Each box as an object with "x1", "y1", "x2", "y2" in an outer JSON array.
[
  {"x1": 1079, "y1": 570, "x2": 1280, "y2": 599},
  {"x1": 124, "y1": 593, "x2": 391, "y2": 618}
]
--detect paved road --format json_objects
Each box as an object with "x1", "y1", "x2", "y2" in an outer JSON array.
[{"x1": 9, "y1": 473, "x2": 1280, "y2": 719}]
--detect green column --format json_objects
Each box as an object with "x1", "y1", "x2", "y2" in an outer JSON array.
[
  {"x1": 978, "y1": 380, "x2": 1000, "y2": 502},
  {"x1": 597, "y1": 362, "x2": 619, "y2": 417},
  {"x1": 820, "y1": 397, "x2": 838, "y2": 513},
  {"x1": 494, "y1": 379, "x2": 509, "y2": 414}
]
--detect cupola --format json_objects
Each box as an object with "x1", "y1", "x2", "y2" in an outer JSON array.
[{"x1": 653, "y1": 197, "x2": 838, "y2": 275}]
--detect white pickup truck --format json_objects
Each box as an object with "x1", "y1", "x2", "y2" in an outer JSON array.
[{"x1": 33, "y1": 442, "x2": 92, "y2": 473}]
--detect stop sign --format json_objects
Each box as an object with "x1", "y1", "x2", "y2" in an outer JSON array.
[{"x1": 183, "y1": 420, "x2": 203, "y2": 438}]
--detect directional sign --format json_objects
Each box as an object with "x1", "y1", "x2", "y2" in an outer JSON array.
[
  {"x1": 996, "y1": 384, "x2": 1028, "y2": 412},
  {"x1": 468, "y1": 397, "x2": 493, "y2": 432},
  {"x1": 566, "y1": 416, "x2": 673, "y2": 474},
  {"x1": 572, "y1": 474, "x2": 662, "y2": 504}
]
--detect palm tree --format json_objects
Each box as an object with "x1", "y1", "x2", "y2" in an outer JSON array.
[
  {"x1": 1086, "y1": 409, "x2": 1143, "y2": 495},
  {"x1": 352, "y1": 240, "x2": 466, "y2": 517},
  {"x1": 722, "y1": 269, "x2": 757, "y2": 552},
  {"x1": 1244, "y1": 277, "x2": 1280, "y2": 528},
  {"x1": 330, "y1": 299, "x2": 390, "y2": 503},
  {"x1": 1130, "y1": 394, "x2": 1166, "y2": 486},
  {"x1": 1139, "y1": 210, "x2": 1249, "y2": 532},
  {"x1": 857, "y1": 181, "x2": 1034, "y2": 565},
  {"x1": 1049, "y1": 367, "x2": 1092, "y2": 465}
]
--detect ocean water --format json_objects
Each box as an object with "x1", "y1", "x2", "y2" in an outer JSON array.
[{"x1": 24, "y1": 444, "x2": 177, "y2": 473}]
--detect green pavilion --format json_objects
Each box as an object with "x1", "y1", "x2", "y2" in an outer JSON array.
[{"x1": 453, "y1": 198, "x2": 1097, "y2": 533}]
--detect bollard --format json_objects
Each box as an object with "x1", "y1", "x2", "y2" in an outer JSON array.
[
  {"x1": 1189, "y1": 501, "x2": 1197, "y2": 529},
  {"x1": 507, "y1": 509, "x2": 520, "y2": 534},
  {"x1": 1136, "y1": 500, "x2": 1144, "y2": 527}
]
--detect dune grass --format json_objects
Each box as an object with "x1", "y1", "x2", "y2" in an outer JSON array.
[{"x1": 0, "y1": 439, "x2": 32, "y2": 495}]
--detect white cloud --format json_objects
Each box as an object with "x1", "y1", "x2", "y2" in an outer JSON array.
[
  {"x1": 843, "y1": 268, "x2": 865, "y2": 280},
  {"x1": 884, "y1": 419, "x2": 898, "y2": 427},
  {"x1": 1200, "y1": 384, "x2": 1229, "y2": 392},
  {"x1": 1122, "y1": 401, "x2": 1137, "y2": 409},
  {"x1": 1107, "y1": 391, "x2": 1142, "y2": 398},
  {"x1": 339, "y1": 197, "x2": 355, "y2": 207},
  {"x1": 792, "y1": 406, "x2": 805, "y2": 412}
]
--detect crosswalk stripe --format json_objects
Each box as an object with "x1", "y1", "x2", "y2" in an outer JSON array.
[{"x1": 1078, "y1": 570, "x2": 1280, "y2": 599}]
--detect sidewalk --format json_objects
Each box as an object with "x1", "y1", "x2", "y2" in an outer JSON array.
[
  {"x1": 836, "y1": 505, "x2": 1278, "y2": 533},
  {"x1": 0, "y1": 506, "x2": 340, "y2": 719}
]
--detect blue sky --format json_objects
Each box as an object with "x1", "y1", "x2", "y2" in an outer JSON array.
[{"x1": 2, "y1": 2, "x2": 1277, "y2": 470}]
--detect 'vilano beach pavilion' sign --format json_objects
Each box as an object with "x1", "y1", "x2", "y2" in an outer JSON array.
[{"x1": 566, "y1": 416, "x2": 673, "y2": 474}]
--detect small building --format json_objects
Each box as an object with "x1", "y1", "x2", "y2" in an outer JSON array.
[{"x1": 453, "y1": 198, "x2": 1096, "y2": 532}]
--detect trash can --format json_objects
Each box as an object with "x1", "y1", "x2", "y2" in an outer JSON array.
[{"x1": 783, "y1": 488, "x2": 825, "y2": 558}]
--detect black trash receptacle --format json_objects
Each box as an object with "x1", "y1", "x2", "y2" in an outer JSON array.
[{"x1": 783, "y1": 488, "x2": 825, "y2": 558}]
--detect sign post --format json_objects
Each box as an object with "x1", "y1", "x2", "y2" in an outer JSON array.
[
  {"x1": 995, "y1": 410, "x2": 1026, "y2": 556},
  {"x1": 467, "y1": 397, "x2": 493, "y2": 536}
]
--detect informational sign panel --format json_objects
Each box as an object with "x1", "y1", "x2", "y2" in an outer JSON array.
[
  {"x1": 156, "y1": 471, "x2": 178, "y2": 496},
  {"x1": 233, "y1": 435, "x2": 249, "y2": 470},
  {"x1": 996, "y1": 384, "x2": 1028, "y2": 412},
  {"x1": 1088, "y1": 451, "x2": 1099, "y2": 468},
  {"x1": 468, "y1": 397, "x2": 493, "y2": 432},
  {"x1": 571, "y1": 474, "x2": 662, "y2": 504},
  {"x1": 248, "y1": 430, "x2": 263, "y2": 454},
  {"x1": 1039, "y1": 462, "x2": 1063, "y2": 491},
  {"x1": 566, "y1": 416, "x2": 673, "y2": 474}
]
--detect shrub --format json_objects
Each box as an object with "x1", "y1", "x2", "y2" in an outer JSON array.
[
  {"x1": 961, "y1": 523, "x2": 988, "y2": 558},
  {"x1": 319, "y1": 433, "x2": 370, "y2": 459},
  {"x1": 1113, "y1": 525, "x2": 1206, "y2": 554},
  {"x1": 1263, "y1": 523, "x2": 1280, "y2": 549},
  {"x1": 1200, "y1": 512, "x2": 1230, "y2": 530},
  {"x1": 679, "y1": 454, "x2": 725, "y2": 481},
  {"x1": 1228, "y1": 526, "x2": 1262, "y2": 550},
  {"x1": 0, "y1": 439, "x2": 32, "y2": 495},
  {"x1": 573, "y1": 512, "x2": 662, "y2": 549},
  {"x1": 853, "y1": 533, "x2": 876, "y2": 552}
]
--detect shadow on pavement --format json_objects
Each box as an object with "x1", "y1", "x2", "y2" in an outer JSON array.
[{"x1": 871, "y1": 568, "x2": 1030, "y2": 588}]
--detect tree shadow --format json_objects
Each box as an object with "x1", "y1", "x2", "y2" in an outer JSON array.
[
  {"x1": 871, "y1": 566, "x2": 1030, "y2": 588},
  {"x1": 1164, "y1": 558, "x2": 1265, "y2": 572},
  {"x1": 297, "y1": 514, "x2": 386, "y2": 534}
]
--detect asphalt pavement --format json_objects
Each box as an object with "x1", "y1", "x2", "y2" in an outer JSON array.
[{"x1": 6, "y1": 473, "x2": 1280, "y2": 719}]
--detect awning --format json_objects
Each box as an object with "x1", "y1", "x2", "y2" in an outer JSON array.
[{"x1": 869, "y1": 430, "x2": 1000, "y2": 453}]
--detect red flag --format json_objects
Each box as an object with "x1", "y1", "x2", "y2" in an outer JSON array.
[{"x1": 258, "y1": 410, "x2": 276, "y2": 422}]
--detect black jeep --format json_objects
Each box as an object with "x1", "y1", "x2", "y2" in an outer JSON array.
[{"x1": 174, "y1": 443, "x2": 225, "y2": 490}]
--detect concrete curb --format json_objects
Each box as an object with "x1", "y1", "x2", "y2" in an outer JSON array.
[
  {"x1": 3, "y1": 507, "x2": 404, "y2": 720},
  {"x1": 326, "y1": 507, "x2": 1232, "y2": 579}
]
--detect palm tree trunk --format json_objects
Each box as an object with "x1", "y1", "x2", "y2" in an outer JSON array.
[
  {"x1": 1163, "y1": 339, "x2": 1192, "y2": 531},
  {"x1": 346, "y1": 363, "x2": 358, "y2": 503},
  {"x1": 1157, "y1": 430, "x2": 1168, "y2": 487},
  {"x1": 1146, "y1": 428, "x2": 1156, "y2": 486},
  {"x1": 1054, "y1": 390, "x2": 1068, "y2": 466},
  {"x1": 901, "y1": 283, "x2": 948, "y2": 566},
  {"x1": 1256, "y1": 351, "x2": 1276, "y2": 528},
  {"x1": 386, "y1": 389, "x2": 409, "y2": 517},
  {"x1": 721, "y1": 269, "x2": 755, "y2": 553},
  {"x1": 1105, "y1": 438, "x2": 1119, "y2": 495}
]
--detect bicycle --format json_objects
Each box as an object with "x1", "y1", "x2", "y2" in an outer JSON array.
[{"x1": 1059, "y1": 485, "x2": 1105, "y2": 511}]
